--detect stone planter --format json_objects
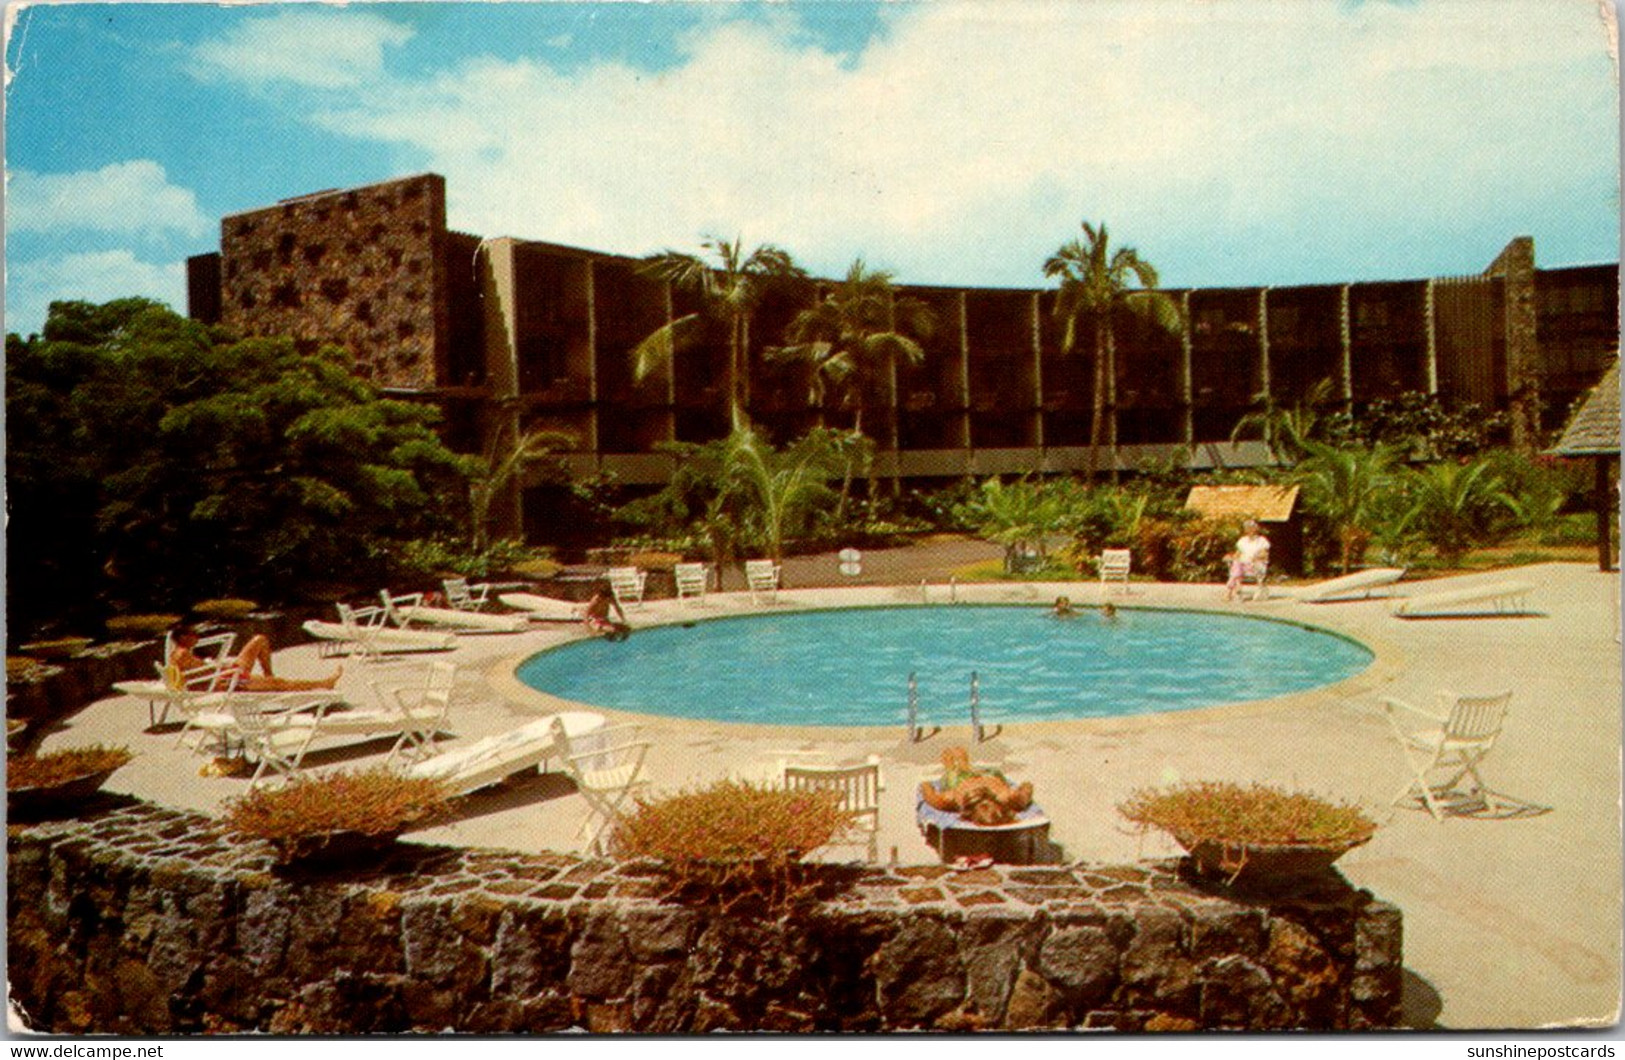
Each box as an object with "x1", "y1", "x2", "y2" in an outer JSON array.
[
  {"x1": 1174, "y1": 832, "x2": 1370, "y2": 887},
  {"x1": 7, "y1": 765, "x2": 124, "y2": 822},
  {"x1": 270, "y1": 827, "x2": 406, "y2": 870}
]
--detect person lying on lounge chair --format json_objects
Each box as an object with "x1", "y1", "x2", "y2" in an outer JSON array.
[
  {"x1": 583, "y1": 586, "x2": 631, "y2": 641},
  {"x1": 918, "y1": 747, "x2": 1035, "y2": 826},
  {"x1": 170, "y1": 628, "x2": 341, "y2": 692}
]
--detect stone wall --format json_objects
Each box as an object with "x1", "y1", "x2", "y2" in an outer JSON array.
[
  {"x1": 7, "y1": 802, "x2": 1402, "y2": 1034},
  {"x1": 218, "y1": 174, "x2": 449, "y2": 389}
]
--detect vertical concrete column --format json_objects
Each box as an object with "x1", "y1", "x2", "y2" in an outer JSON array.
[
  {"x1": 476, "y1": 237, "x2": 525, "y2": 541},
  {"x1": 1423, "y1": 278, "x2": 1439, "y2": 395},
  {"x1": 1257, "y1": 287, "x2": 1272, "y2": 401},
  {"x1": 1485, "y1": 237, "x2": 1540, "y2": 449},
  {"x1": 1179, "y1": 290, "x2": 1194, "y2": 446},
  {"x1": 956, "y1": 291, "x2": 972, "y2": 450},
  {"x1": 582, "y1": 260, "x2": 600, "y2": 460},
  {"x1": 1338, "y1": 284, "x2": 1354, "y2": 413},
  {"x1": 1030, "y1": 292, "x2": 1045, "y2": 452}
]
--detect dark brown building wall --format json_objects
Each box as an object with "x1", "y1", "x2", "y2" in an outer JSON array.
[
  {"x1": 218, "y1": 173, "x2": 449, "y2": 389},
  {"x1": 186, "y1": 253, "x2": 222, "y2": 325}
]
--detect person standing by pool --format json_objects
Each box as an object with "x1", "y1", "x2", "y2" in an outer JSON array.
[{"x1": 1225, "y1": 519, "x2": 1271, "y2": 601}]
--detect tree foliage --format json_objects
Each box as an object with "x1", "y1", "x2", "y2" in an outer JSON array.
[{"x1": 6, "y1": 299, "x2": 468, "y2": 635}]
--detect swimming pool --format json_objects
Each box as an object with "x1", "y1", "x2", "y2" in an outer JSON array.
[{"x1": 514, "y1": 605, "x2": 1374, "y2": 727}]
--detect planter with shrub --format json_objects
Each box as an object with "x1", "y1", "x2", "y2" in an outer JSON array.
[
  {"x1": 612, "y1": 779, "x2": 857, "y2": 911},
  {"x1": 105, "y1": 614, "x2": 182, "y2": 639},
  {"x1": 221, "y1": 768, "x2": 450, "y2": 867},
  {"x1": 1119, "y1": 781, "x2": 1376, "y2": 887},
  {"x1": 8, "y1": 745, "x2": 132, "y2": 819}
]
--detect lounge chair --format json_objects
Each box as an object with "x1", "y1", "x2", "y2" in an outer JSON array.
[
  {"x1": 302, "y1": 603, "x2": 459, "y2": 660},
  {"x1": 553, "y1": 718, "x2": 652, "y2": 854},
  {"x1": 1384, "y1": 689, "x2": 1542, "y2": 819},
  {"x1": 401, "y1": 710, "x2": 606, "y2": 796},
  {"x1": 1296, "y1": 567, "x2": 1407, "y2": 603},
  {"x1": 498, "y1": 592, "x2": 586, "y2": 623},
  {"x1": 674, "y1": 562, "x2": 710, "y2": 606},
  {"x1": 112, "y1": 630, "x2": 238, "y2": 727},
  {"x1": 781, "y1": 756, "x2": 883, "y2": 863},
  {"x1": 745, "y1": 559, "x2": 781, "y2": 605},
  {"x1": 378, "y1": 590, "x2": 529, "y2": 633},
  {"x1": 606, "y1": 567, "x2": 648, "y2": 610},
  {"x1": 1392, "y1": 580, "x2": 1534, "y2": 618},
  {"x1": 442, "y1": 577, "x2": 493, "y2": 612},
  {"x1": 1098, "y1": 549, "x2": 1132, "y2": 596}
]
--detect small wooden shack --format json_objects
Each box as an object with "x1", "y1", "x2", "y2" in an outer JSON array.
[
  {"x1": 1184, "y1": 484, "x2": 1303, "y2": 576},
  {"x1": 1549, "y1": 360, "x2": 1619, "y2": 572}
]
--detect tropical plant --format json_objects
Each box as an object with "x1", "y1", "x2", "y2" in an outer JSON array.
[
  {"x1": 633, "y1": 236, "x2": 808, "y2": 424},
  {"x1": 1044, "y1": 221, "x2": 1182, "y2": 481},
  {"x1": 464, "y1": 423, "x2": 574, "y2": 553},
  {"x1": 1399, "y1": 458, "x2": 1512, "y2": 564},
  {"x1": 1230, "y1": 378, "x2": 1339, "y2": 464},
  {"x1": 768, "y1": 260, "x2": 935, "y2": 494},
  {"x1": 957, "y1": 477, "x2": 1081, "y2": 572},
  {"x1": 1323, "y1": 392, "x2": 1508, "y2": 461},
  {"x1": 1292, "y1": 441, "x2": 1402, "y2": 573},
  {"x1": 221, "y1": 768, "x2": 450, "y2": 862}
]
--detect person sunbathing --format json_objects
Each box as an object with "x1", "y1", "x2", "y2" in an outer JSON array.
[
  {"x1": 583, "y1": 586, "x2": 631, "y2": 640},
  {"x1": 918, "y1": 746, "x2": 1035, "y2": 826},
  {"x1": 170, "y1": 628, "x2": 341, "y2": 692}
]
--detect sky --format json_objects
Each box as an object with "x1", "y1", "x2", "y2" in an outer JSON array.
[{"x1": 3, "y1": 0, "x2": 1620, "y2": 338}]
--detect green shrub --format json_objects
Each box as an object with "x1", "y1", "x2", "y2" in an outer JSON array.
[
  {"x1": 1119, "y1": 781, "x2": 1376, "y2": 848},
  {"x1": 612, "y1": 780, "x2": 855, "y2": 910},
  {"x1": 17, "y1": 637, "x2": 94, "y2": 659},
  {"x1": 8, "y1": 746, "x2": 131, "y2": 790},
  {"x1": 105, "y1": 614, "x2": 181, "y2": 638},
  {"x1": 192, "y1": 598, "x2": 259, "y2": 620},
  {"x1": 1168, "y1": 518, "x2": 1234, "y2": 583},
  {"x1": 222, "y1": 768, "x2": 450, "y2": 859},
  {"x1": 511, "y1": 557, "x2": 565, "y2": 580}
]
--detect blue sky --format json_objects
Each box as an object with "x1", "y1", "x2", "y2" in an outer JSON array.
[{"x1": 5, "y1": 0, "x2": 1619, "y2": 337}]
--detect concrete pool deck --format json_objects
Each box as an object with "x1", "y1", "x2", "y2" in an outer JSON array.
[{"x1": 47, "y1": 561, "x2": 1622, "y2": 1030}]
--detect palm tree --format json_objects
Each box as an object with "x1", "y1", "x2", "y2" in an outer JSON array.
[
  {"x1": 1044, "y1": 222, "x2": 1182, "y2": 482},
  {"x1": 769, "y1": 260, "x2": 936, "y2": 451},
  {"x1": 465, "y1": 422, "x2": 574, "y2": 552},
  {"x1": 1230, "y1": 378, "x2": 1338, "y2": 465},
  {"x1": 633, "y1": 236, "x2": 807, "y2": 427},
  {"x1": 1292, "y1": 441, "x2": 1401, "y2": 573},
  {"x1": 1400, "y1": 458, "x2": 1511, "y2": 565}
]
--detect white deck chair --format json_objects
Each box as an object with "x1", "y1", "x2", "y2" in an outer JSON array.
[
  {"x1": 745, "y1": 559, "x2": 782, "y2": 605},
  {"x1": 1098, "y1": 549, "x2": 1132, "y2": 597},
  {"x1": 113, "y1": 630, "x2": 239, "y2": 727},
  {"x1": 1392, "y1": 581, "x2": 1534, "y2": 618},
  {"x1": 378, "y1": 590, "x2": 528, "y2": 633},
  {"x1": 781, "y1": 755, "x2": 883, "y2": 863},
  {"x1": 442, "y1": 577, "x2": 492, "y2": 612},
  {"x1": 302, "y1": 604, "x2": 459, "y2": 660},
  {"x1": 553, "y1": 718, "x2": 652, "y2": 855},
  {"x1": 606, "y1": 567, "x2": 648, "y2": 610},
  {"x1": 674, "y1": 562, "x2": 710, "y2": 606},
  {"x1": 1384, "y1": 689, "x2": 1533, "y2": 819},
  {"x1": 401, "y1": 711, "x2": 606, "y2": 795},
  {"x1": 1296, "y1": 567, "x2": 1406, "y2": 603},
  {"x1": 365, "y1": 660, "x2": 458, "y2": 764},
  {"x1": 497, "y1": 592, "x2": 585, "y2": 622}
]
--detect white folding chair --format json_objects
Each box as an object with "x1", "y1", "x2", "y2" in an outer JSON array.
[
  {"x1": 606, "y1": 567, "x2": 648, "y2": 610},
  {"x1": 1384, "y1": 689, "x2": 1533, "y2": 819},
  {"x1": 781, "y1": 756, "x2": 883, "y2": 863},
  {"x1": 368, "y1": 660, "x2": 458, "y2": 764},
  {"x1": 553, "y1": 718, "x2": 652, "y2": 855},
  {"x1": 674, "y1": 562, "x2": 710, "y2": 606},
  {"x1": 442, "y1": 577, "x2": 492, "y2": 612},
  {"x1": 1099, "y1": 549, "x2": 1132, "y2": 596},
  {"x1": 745, "y1": 559, "x2": 781, "y2": 605}
]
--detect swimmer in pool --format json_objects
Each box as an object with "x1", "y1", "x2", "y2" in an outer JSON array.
[{"x1": 1052, "y1": 595, "x2": 1077, "y2": 618}]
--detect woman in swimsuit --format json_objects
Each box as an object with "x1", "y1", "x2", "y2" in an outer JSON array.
[{"x1": 170, "y1": 628, "x2": 341, "y2": 692}]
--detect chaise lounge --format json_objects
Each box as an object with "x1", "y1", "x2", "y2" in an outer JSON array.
[
  {"x1": 1392, "y1": 580, "x2": 1535, "y2": 618},
  {"x1": 1296, "y1": 567, "x2": 1407, "y2": 603}
]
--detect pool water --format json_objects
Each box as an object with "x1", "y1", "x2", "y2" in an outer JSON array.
[{"x1": 515, "y1": 606, "x2": 1373, "y2": 727}]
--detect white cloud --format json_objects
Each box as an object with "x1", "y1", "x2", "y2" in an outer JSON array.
[
  {"x1": 7, "y1": 161, "x2": 209, "y2": 237},
  {"x1": 4, "y1": 250, "x2": 186, "y2": 337},
  {"x1": 295, "y1": 0, "x2": 1618, "y2": 286},
  {"x1": 191, "y1": 8, "x2": 412, "y2": 89}
]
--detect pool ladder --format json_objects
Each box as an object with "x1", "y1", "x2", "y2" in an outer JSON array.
[
  {"x1": 907, "y1": 670, "x2": 998, "y2": 744},
  {"x1": 919, "y1": 576, "x2": 959, "y2": 605}
]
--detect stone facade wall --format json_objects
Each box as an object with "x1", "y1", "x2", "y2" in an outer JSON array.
[
  {"x1": 218, "y1": 174, "x2": 449, "y2": 389},
  {"x1": 8, "y1": 802, "x2": 1402, "y2": 1034}
]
